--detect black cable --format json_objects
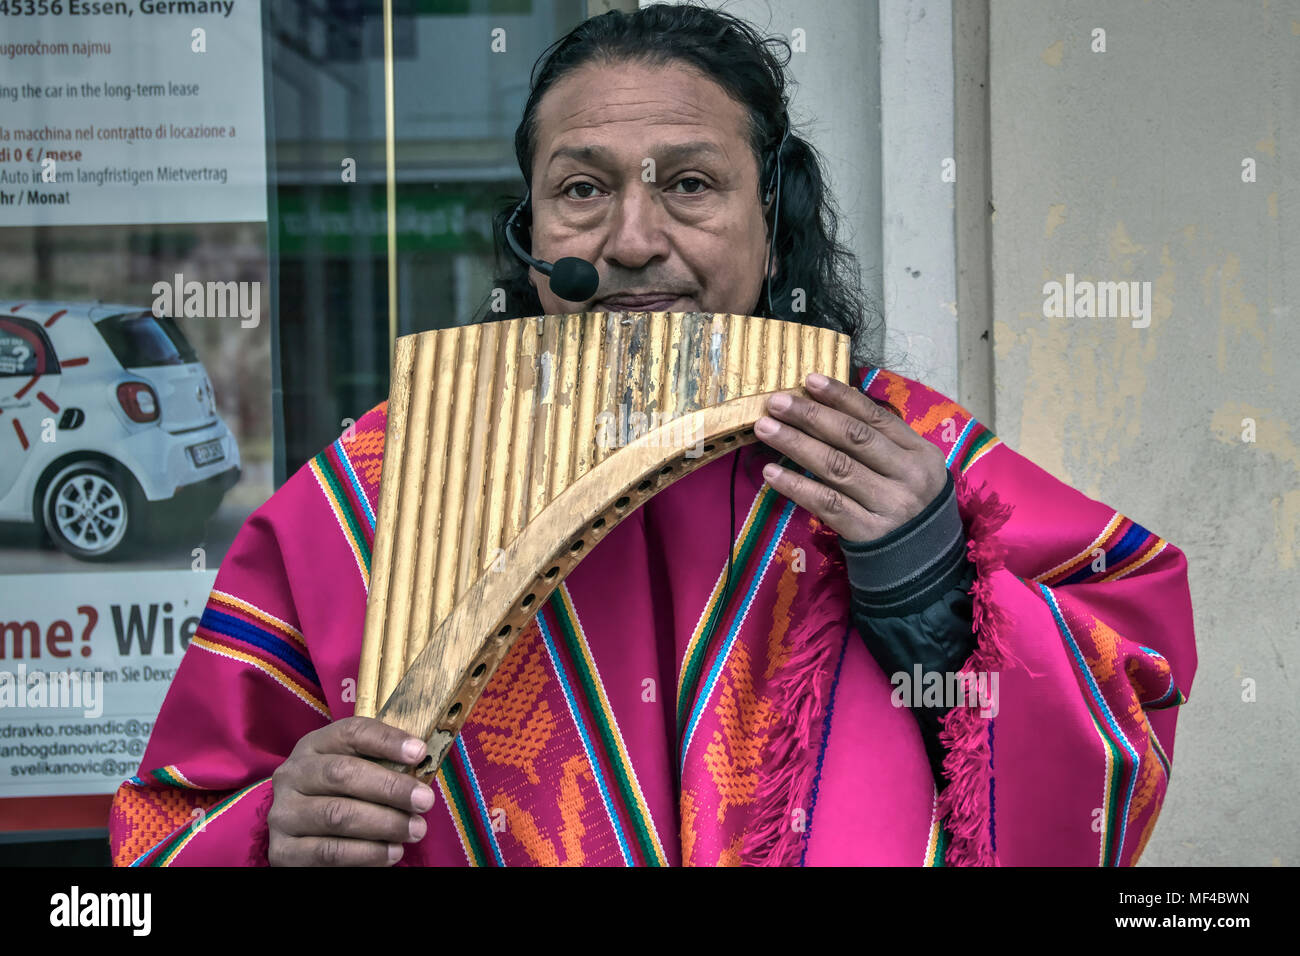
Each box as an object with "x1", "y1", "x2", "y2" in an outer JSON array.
[
  {"x1": 764, "y1": 171, "x2": 782, "y2": 316},
  {"x1": 763, "y1": 120, "x2": 789, "y2": 317},
  {"x1": 697, "y1": 449, "x2": 741, "y2": 664}
]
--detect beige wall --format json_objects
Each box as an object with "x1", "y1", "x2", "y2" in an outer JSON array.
[{"x1": 988, "y1": 0, "x2": 1299, "y2": 865}]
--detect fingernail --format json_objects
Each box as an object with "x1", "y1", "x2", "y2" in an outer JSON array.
[
  {"x1": 388, "y1": 843, "x2": 403, "y2": 864},
  {"x1": 409, "y1": 816, "x2": 427, "y2": 841},
  {"x1": 806, "y1": 372, "x2": 828, "y2": 388},
  {"x1": 402, "y1": 738, "x2": 425, "y2": 762},
  {"x1": 768, "y1": 392, "x2": 792, "y2": 411},
  {"x1": 762, "y1": 463, "x2": 780, "y2": 482},
  {"x1": 754, "y1": 416, "x2": 777, "y2": 437},
  {"x1": 412, "y1": 784, "x2": 435, "y2": 812}
]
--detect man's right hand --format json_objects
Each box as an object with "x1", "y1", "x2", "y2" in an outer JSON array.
[{"x1": 268, "y1": 716, "x2": 434, "y2": 866}]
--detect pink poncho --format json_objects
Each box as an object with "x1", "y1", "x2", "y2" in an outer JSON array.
[{"x1": 108, "y1": 366, "x2": 1197, "y2": 866}]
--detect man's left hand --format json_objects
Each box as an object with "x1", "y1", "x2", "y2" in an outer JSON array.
[{"x1": 753, "y1": 372, "x2": 949, "y2": 542}]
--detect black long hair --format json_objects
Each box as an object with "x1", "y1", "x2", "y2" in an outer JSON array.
[{"x1": 471, "y1": 2, "x2": 881, "y2": 361}]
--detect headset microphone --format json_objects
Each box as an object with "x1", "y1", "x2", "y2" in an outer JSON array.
[{"x1": 505, "y1": 188, "x2": 601, "y2": 302}]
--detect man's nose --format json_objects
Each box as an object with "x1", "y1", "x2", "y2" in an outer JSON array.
[{"x1": 599, "y1": 186, "x2": 671, "y2": 270}]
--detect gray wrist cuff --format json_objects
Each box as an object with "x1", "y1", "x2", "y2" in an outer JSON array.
[{"x1": 838, "y1": 471, "x2": 968, "y2": 617}]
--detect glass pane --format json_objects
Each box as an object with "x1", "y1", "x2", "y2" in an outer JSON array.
[
  {"x1": 95, "y1": 312, "x2": 196, "y2": 369},
  {"x1": 268, "y1": 0, "x2": 588, "y2": 477}
]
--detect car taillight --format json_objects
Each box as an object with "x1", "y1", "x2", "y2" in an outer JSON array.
[{"x1": 117, "y1": 382, "x2": 160, "y2": 423}]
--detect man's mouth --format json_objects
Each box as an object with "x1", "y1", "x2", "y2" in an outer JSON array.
[{"x1": 596, "y1": 293, "x2": 690, "y2": 311}]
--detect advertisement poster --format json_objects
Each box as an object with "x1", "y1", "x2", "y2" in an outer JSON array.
[
  {"x1": 0, "y1": 1, "x2": 270, "y2": 823},
  {"x1": 0, "y1": 570, "x2": 214, "y2": 794}
]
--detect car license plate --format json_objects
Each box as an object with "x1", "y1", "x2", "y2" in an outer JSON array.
[{"x1": 188, "y1": 439, "x2": 225, "y2": 467}]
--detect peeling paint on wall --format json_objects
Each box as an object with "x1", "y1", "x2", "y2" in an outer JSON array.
[
  {"x1": 1207, "y1": 253, "x2": 1270, "y2": 377},
  {"x1": 1210, "y1": 402, "x2": 1300, "y2": 469},
  {"x1": 1209, "y1": 402, "x2": 1300, "y2": 569},
  {"x1": 1045, "y1": 203, "x2": 1068, "y2": 238},
  {"x1": 1274, "y1": 490, "x2": 1300, "y2": 570},
  {"x1": 1108, "y1": 221, "x2": 1146, "y2": 274}
]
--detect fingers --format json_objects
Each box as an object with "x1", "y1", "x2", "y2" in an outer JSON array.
[
  {"x1": 763, "y1": 380, "x2": 912, "y2": 481},
  {"x1": 294, "y1": 752, "x2": 436, "y2": 814},
  {"x1": 266, "y1": 764, "x2": 424, "y2": 866},
  {"x1": 296, "y1": 717, "x2": 433, "y2": 813},
  {"x1": 311, "y1": 715, "x2": 427, "y2": 766},
  {"x1": 268, "y1": 717, "x2": 438, "y2": 867},
  {"x1": 754, "y1": 402, "x2": 900, "y2": 530},
  {"x1": 758, "y1": 458, "x2": 881, "y2": 540},
  {"x1": 269, "y1": 832, "x2": 406, "y2": 868},
  {"x1": 275, "y1": 792, "x2": 427, "y2": 844},
  {"x1": 753, "y1": 373, "x2": 949, "y2": 540},
  {"x1": 797, "y1": 373, "x2": 949, "y2": 512},
  {"x1": 803, "y1": 372, "x2": 925, "y2": 451}
]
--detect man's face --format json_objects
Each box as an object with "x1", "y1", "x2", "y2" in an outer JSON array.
[{"x1": 527, "y1": 60, "x2": 772, "y2": 315}]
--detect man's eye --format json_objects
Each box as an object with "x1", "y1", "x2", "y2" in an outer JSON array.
[
  {"x1": 564, "y1": 182, "x2": 599, "y2": 199},
  {"x1": 671, "y1": 177, "x2": 709, "y2": 194}
]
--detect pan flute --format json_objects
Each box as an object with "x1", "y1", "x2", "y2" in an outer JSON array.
[{"x1": 358, "y1": 311, "x2": 850, "y2": 781}]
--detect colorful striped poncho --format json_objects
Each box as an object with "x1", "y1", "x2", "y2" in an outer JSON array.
[{"x1": 108, "y1": 366, "x2": 1197, "y2": 866}]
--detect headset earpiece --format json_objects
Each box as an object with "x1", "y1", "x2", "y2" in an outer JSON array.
[
  {"x1": 762, "y1": 116, "x2": 791, "y2": 207},
  {"x1": 761, "y1": 154, "x2": 775, "y2": 205},
  {"x1": 507, "y1": 189, "x2": 532, "y2": 246}
]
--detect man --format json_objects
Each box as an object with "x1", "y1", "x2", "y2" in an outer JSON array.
[{"x1": 109, "y1": 5, "x2": 1196, "y2": 866}]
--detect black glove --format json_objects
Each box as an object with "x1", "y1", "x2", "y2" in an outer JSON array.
[{"x1": 838, "y1": 471, "x2": 978, "y2": 791}]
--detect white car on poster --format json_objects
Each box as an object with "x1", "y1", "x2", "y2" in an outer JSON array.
[{"x1": 0, "y1": 300, "x2": 241, "y2": 561}]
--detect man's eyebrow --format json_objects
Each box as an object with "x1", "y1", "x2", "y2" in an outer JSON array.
[{"x1": 546, "y1": 141, "x2": 728, "y2": 166}]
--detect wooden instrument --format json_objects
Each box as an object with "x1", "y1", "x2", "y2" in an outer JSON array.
[{"x1": 358, "y1": 311, "x2": 850, "y2": 781}]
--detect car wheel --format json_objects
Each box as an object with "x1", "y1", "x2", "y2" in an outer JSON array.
[{"x1": 39, "y1": 461, "x2": 142, "y2": 562}]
